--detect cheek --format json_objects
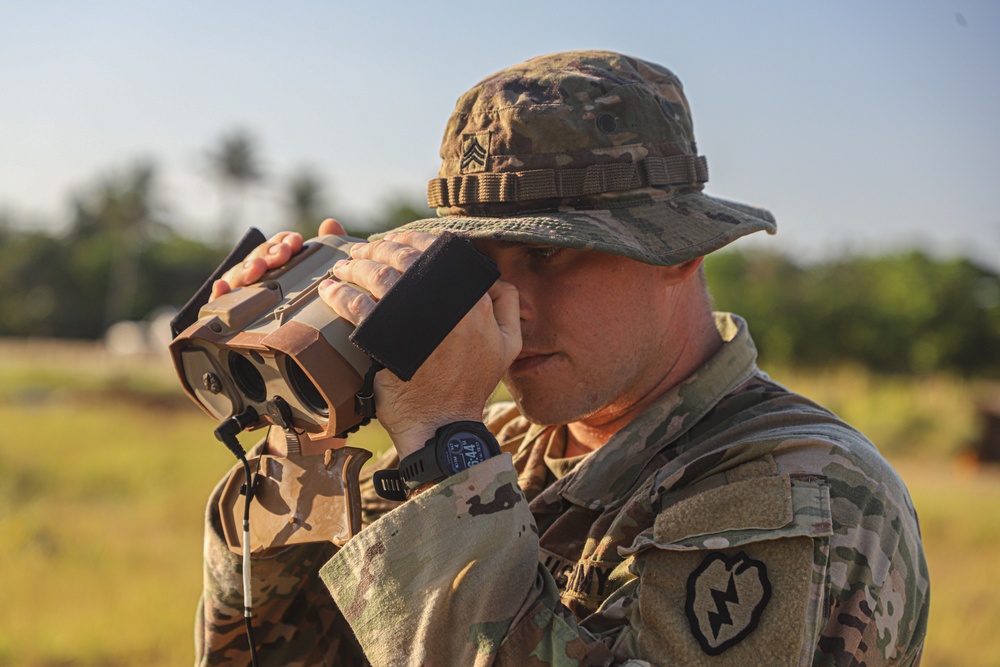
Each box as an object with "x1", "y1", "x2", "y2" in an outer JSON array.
[{"x1": 547, "y1": 283, "x2": 642, "y2": 352}]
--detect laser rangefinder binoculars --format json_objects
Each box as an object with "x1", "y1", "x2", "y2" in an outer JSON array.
[{"x1": 169, "y1": 230, "x2": 501, "y2": 447}]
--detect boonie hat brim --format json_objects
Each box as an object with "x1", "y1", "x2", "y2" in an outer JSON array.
[{"x1": 374, "y1": 191, "x2": 775, "y2": 267}]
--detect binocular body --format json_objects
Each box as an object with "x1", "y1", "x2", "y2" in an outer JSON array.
[{"x1": 169, "y1": 235, "x2": 371, "y2": 447}]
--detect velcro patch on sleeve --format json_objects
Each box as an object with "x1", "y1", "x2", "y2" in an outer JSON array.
[
  {"x1": 654, "y1": 474, "x2": 793, "y2": 546},
  {"x1": 637, "y1": 537, "x2": 814, "y2": 665}
]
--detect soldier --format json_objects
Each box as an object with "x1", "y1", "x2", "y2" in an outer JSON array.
[{"x1": 198, "y1": 51, "x2": 929, "y2": 665}]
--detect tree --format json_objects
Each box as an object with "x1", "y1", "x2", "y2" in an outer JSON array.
[
  {"x1": 207, "y1": 129, "x2": 264, "y2": 242},
  {"x1": 67, "y1": 160, "x2": 167, "y2": 328},
  {"x1": 705, "y1": 249, "x2": 1000, "y2": 377},
  {"x1": 285, "y1": 167, "x2": 329, "y2": 238},
  {"x1": 365, "y1": 196, "x2": 435, "y2": 235}
]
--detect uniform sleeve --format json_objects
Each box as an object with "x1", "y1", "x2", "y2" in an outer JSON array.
[
  {"x1": 624, "y1": 450, "x2": 929, "y2": 667},
  {"x1": 319, "y1": 454, "x2": 617, "y2": 666},
  {"x1": 321, "y1": 454, "x2": 864, "y2": 666},
  {"x1": 812, "y1": 461, "x2": 930, "y2": 666},
  {"x1": 195, "y1": 462, "x2": 368, "y2": 666},
  {"x1": 619, "y1": 467, "x2": 837, "y2": 666}
]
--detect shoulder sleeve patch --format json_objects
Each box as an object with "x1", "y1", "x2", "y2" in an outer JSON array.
[
  {"x1": 685, "y1": 551, "x2": 771, "y2": 655},
  {"x1": 638, "y1": 537, "x2": 815, "y2": 665},
  {"x1": 627, "y1": 465, "x2": 835, "y2": 664},
  {"x1": 723, "y1": 455, "x2": 777, "y2": 483}
]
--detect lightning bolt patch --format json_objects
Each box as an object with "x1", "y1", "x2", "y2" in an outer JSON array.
[
  {"x1": 686, "y1": 551, "x2": 772, "y2": 655},
  {"x1": 708, "y1": 572, "x2": 740, "y2": 638}
]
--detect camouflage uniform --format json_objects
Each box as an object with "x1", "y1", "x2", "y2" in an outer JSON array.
[
  {"x1": 197, "y1": 313, "x2": 929, "y2": 665},
  {"x1": 196, "y1": 51, "x2": 928, "y2": 665}
]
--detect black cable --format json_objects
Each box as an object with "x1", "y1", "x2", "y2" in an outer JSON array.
[
  {"x1": 214, "y1": 408, "x2": 261, "y2": 667},
  {"x1": 238, "y1": 454, "x2": 260, "y2": 667}
]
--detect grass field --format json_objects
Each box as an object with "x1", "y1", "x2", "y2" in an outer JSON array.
[{"x1": 0, "y1": 340, "x2": 997, "y2": 665}]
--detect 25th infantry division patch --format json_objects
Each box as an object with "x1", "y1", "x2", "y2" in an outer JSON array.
[{"x1": 685, "y1": 551, "x2": 772, "y2": 655}]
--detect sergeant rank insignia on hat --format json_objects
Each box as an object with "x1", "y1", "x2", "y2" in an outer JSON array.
[
  {"x1": 460, "y1": 131, "x2": 490, "y2": 173},
  {"x1": 685, "y1": 551, "x2": 772, "y2": 655}
]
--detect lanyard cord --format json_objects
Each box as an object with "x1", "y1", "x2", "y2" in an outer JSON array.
[{"x1": 215, "y1": 408, "x2": 262, "y2": 667}]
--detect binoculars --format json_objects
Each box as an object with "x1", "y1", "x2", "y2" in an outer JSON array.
[
  {"x1": 169, "y1": 231, "x2": 502, "y2": 450},
  {"x1": 169, "y1": 234, "x2": 372, "y2": 446}
]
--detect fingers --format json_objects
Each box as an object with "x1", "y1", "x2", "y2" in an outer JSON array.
[
  {"x1": 209, "y1": 231, "x2": 304, "y2": 301},
  {"x1": 210, "y1": 278, "x2": 232, "y2": 301},
  {"x1": 320, "y1": 232, "x2": 439, "y2": 317},
  {"x1": 318, "y1": 218, "x2": 346, "y2": 236},
  {"x1": 380, "y1": 230, "x2": 439, "y2": 252},
  {"x1": 348, "y1": 238, "x2": 424, "y2": 273},
  {"x1": 207, "y1": 218, "x2": 350, "y2": 304},
  {"x1": 318, "y1": 279, "x2": 375, "y2": 326}
]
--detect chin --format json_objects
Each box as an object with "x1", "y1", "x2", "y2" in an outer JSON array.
[{"x1": 505, "y1": 381, "x2": 596, "y2": 427}]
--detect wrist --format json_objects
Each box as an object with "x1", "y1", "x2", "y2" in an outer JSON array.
[
  {"x1": 372, "y1": 420, "x2": 500, "y2": 501},
  {"x1": 389, "y1": 427, "x2": 438, "y2": 460},
  {"x1": 388, "y1": 414, "x2": 484, "y2": 459}
]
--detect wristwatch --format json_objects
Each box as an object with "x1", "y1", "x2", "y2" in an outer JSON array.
[{"x1": 372, "y1": 421, "x2": 500, "y2": 501}]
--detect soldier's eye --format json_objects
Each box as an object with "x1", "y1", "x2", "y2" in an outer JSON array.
[{"x1": 526, "y1": 246, "x2": 562, "y2": 261}]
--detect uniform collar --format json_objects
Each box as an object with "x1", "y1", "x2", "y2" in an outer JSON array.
[{"x1": 529, "y1": 313, "x2": 759, "y2": 511}]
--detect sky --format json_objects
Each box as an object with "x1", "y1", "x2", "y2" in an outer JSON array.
[{"x1": 1, "y1": 1, "x2": 998, "y2": 268}]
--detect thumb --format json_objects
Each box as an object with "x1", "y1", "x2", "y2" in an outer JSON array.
[{"x1": 490, "y1": 280, "x2": 522, "y2": 360}]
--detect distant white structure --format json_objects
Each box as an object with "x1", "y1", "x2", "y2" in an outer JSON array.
[{"x1": 104, "y1": 306, "x2": 178, "y2": 357}]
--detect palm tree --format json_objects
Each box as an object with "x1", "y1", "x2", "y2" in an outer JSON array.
[
  {"x1": 207, "y1": 129, "x2": 264, "y2": 241},
  {"x1": 70, "y1": 160, "x2": 166, "y2": 327}
]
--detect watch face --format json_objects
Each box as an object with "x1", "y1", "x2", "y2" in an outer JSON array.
[{"x1": 445, "y1": 432, "x2": 491, "y2": 472}]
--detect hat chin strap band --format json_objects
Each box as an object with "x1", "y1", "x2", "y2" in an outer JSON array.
[{"x1": 427, "y1": 154, "x2": 708, "y2": 208}]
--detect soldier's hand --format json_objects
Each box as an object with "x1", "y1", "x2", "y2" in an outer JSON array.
[
  {"x1": 209, "y1": 218, "x2": 347, "y2": 301},
  {"x1": 319, "y1": 230, "x2": 522, "y2": 459}
]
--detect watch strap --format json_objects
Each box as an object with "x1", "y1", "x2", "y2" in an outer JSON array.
[
  {"x1": 371, "y1": 421, "x2": 499, "y2": 501},
  {"x1": 372, "y1": 468, "x2": 407, "y2": 502}
]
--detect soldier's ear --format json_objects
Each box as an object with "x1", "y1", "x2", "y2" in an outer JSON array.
[{"x1": 660, "y1": 257, "x2": 704, "y2": 286}]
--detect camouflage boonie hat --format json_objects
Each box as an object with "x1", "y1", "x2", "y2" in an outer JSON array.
[{"x1": 380, "y1": 50, "x2": 776, "y2": 266}]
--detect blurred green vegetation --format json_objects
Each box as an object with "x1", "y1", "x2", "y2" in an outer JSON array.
[
  {"x1": 0, "y1": 137, "x2": 435, "y2": 341},
  {"x1": 2, "y1": 178, "x2": 998, "y2": 377},
  {"x1": 3, "y1": 128, "x2": 996, "y2": 665},
  {"x1": 0, "y1": 345, "x2": 391, "y2": 666},
  {"x1": 705, "y1": 249, "x2": 1000, "y2": 377}
]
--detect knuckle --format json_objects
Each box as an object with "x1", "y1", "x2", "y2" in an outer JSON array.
[
  {"x1": 398, "y1": 247, "x2": 422, "y2": 265},
  {"x1": 347, "y1": 292, "x2": 370, "y2": 316},
  {"x1": 272, "y1": 231, "x2": 299, "y2": 245},
  {"x1": 348, "y1": 241, "x2": 370, "y2": 259},
  {"x1": 371, "y1": 263, "x2": 398, "y2": 286},
  {"x1": 394, "y1": 230, "x2": 420, "y2": 243}
]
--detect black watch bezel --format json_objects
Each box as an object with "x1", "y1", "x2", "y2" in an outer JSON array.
[{"x1": 398, "y1": 421, "x2": 500, "y2": 491}]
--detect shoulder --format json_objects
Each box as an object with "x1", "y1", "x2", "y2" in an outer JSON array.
[
  {"x1": 626, "y1": 375, "x2": 928, "y2": 664},
  {"x1": 624, "y1": 454, "x2": 832, "y2": 664}
]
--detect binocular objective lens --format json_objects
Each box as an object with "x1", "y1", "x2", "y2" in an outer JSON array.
[
  {"x1": 286, "y1": 358, "x2": 329, "y2": 417},
  {"x1": 228, "y1": 351, "x2": 267, "y2": 402}
]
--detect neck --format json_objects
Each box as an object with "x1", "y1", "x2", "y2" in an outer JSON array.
[{"x1": 565, "y1": 309, "x2": 723, "y2": 456}]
